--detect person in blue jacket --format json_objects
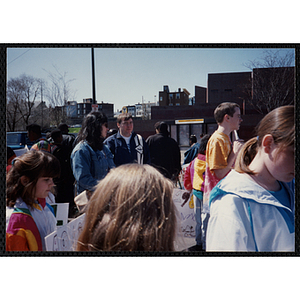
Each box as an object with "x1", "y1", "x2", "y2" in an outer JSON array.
[
  {"x1": 183, "y1": 135, "x2": 200, "y2": 165},
  {"x1": 71, "y1": 111, "x2": 115, "y2": 196},
  {"x1": 206, "y1": 105, "x2": 295, "y2": 252},
  {"x1": 104, "y1": 113, "x2": 151, "y2": 167}
]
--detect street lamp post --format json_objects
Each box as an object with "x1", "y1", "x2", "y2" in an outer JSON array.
[
  {"x1": 41, "y1": 82, "x2": 43, "y2": 128},
  {"x1": 91, "y1": 48, "x2": 96, "y2": 105}
]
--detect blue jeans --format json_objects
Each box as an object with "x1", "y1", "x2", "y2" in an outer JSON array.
[{"x1": 193, "y1": 190, "x2": 210, "y2": 250}]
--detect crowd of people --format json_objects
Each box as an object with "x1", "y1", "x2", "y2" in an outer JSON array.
[{"x1": 6, "y1": 102, "x2": 295, "y2": 252}]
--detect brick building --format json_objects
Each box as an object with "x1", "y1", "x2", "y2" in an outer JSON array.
[
  {"x1": 76, "y1": 98, "x2": 114, "y2": 119},
  {"x1": 194, "y1": 85, "x2": 207, "y2": 105},
  {"x1": 109, "y1": 67, "x2": 294, "y2": 147},
  {"x1": 207, "y1": 71, "x2": 252, "y2": 114},
  {"x1": 150, "y1": 67, "x2": 294, "y2": 145},
  {"x1": 159, "y1": 86, "x2": 190, "y2": 106}
]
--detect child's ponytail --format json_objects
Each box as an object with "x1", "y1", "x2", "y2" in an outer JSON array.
[
  {"x1": 235, "y1": 137, "x2": 259, "y2": 175},
  {"x1": 235, "y1": 105, "x2": 294, "y2": 175}
]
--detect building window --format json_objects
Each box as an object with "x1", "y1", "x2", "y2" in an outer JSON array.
[
  {"x1": 170, "y1": 125, "x2": 177, "y2": 141},
  {"x1": 176, "y1": 103, "x2": 180, "y2": 106},
  {"x1": 159, "y1": 96, "x2": 163, "y2": 101},
  {"x1": 169, "y1": 103, "x2": 173, "y2": 106},
  {"x1": 179, "y1": 124, "x2": 189, "y2": 146},
  {"x1": 176, "y1": 93, "x2": 180, "y2": 99},
  {"x1": 191, "y1": 124, "x2": 203, "y2": 139},
  {"x1": 169, "y1": 94, "x2": 173, "y2": 100}
]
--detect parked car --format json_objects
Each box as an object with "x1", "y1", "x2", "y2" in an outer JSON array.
[{"x1": 6, "y1": 131, "x2": 46, "y2": 156}]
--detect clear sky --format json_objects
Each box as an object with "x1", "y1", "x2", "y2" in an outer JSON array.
[{"x1": 7, "y1": 47, "x2": 295, "y2": 112}]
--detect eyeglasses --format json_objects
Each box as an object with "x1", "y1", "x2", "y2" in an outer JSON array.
[{"x1": 121, "y1": 121, "x2": 133, "y2": 126}]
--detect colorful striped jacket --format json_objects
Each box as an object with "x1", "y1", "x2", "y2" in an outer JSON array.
[
  {"x1": 183, "y1": 153, "x2": 206, "y2": 192},
  {"x1": 6, "y1": 198, "x2": 57, "y2": 251},
  {"x1": 30, "y1": 138, "x2": 52, "y2": 153}
]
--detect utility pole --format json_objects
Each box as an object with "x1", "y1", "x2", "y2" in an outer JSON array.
[
  {"x1": 41, "y1": 82, "x2": 43, "y2": 128},
  {"x1": 91, "y1": 48, "x2": 96, "y2": 104}
]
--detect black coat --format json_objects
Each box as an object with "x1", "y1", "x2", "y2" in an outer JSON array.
[{"x1": 146, "y1": 133, "x2": 181, "y2": 180}]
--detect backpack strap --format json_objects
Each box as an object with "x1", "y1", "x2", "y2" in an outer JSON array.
[{"x1": 134, "y1": 134, "x2": 144, "y2": 165}]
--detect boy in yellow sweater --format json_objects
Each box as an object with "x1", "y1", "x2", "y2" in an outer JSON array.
[{"x1": 203, "y1": 102, "x2": 244, "y2": 249}]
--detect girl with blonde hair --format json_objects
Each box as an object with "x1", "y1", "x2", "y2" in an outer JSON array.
[
  {"x1": 77, "y1": 164, "x2": 177, "y2": 252},
  {"x1": 206, "y1": 105, "x2": 295, "y2": 251}
]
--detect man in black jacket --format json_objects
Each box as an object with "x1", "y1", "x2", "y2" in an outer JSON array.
[
  {"x1": 58, "y1": 123, "x2": 76, "y2": 152},
  {"x1": 146, "y1": 122, "x2": 181, "y2": 181},
  {"x1": 51, "y1": 129, "x2": 76, "y2": 217}
]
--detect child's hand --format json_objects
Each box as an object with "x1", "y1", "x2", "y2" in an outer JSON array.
[{"x1": 232, "y1": 140, "x2": 244, "y2": 154}]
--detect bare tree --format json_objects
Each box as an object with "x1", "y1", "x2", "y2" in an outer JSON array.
[
  {"x1": 44, "y1": 65, "x2": 77, "y2": 126},
  {"x1": 243, "y1": 50, "x2": 295, "y2": 114},
  {"x1": 29, "y1": 80, "x2": 51, "y2": 130},
  {"x1": 7, "y1": 77, "x2": 24, "y2": 131},
  {"x1": 7, "y1": 74, "x2": 41, "y2": 131}
]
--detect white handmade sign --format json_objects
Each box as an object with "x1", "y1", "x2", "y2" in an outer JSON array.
[
  {"x1": 45, "y1": 213, "x2": 85, "y2": 251},
  {"x1": 173, "y1": 188, "x2": 197, "y2": 251},
  {"x1": 50, "y1": 203, "x2": 69, "y2": 226},
  {"x1": 45, "y1": 187, "x2": 197, "y2": 252},
  {"x1": 177, "y1": 163, "x2": 189, "y2": 190}
]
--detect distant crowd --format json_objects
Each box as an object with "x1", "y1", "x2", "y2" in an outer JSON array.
[{"x1": 6, "y1": 102, "x2": 295, "y2": 252}]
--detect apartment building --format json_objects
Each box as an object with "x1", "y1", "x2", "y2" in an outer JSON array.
[{"x1": 158, "y1": 86, "x2": 190, "y2": 106}]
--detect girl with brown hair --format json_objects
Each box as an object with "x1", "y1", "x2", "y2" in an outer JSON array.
[
  {"x1": 206, "y1": 105, "x2": 295, "y2": 251},
  {"x1": 77, "y1": 163, "x2": 177, "y2": 252},
  {"x1": 6, "y1": 150, "x2": 60, "y2": 251}
]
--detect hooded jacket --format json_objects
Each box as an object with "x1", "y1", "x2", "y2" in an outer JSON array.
[{"x1": 206, "y1": 170, "x2": 294, "y2": 252}]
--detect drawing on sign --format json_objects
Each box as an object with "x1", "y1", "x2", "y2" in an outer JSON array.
[
  {"x1": 61, "y1": 230, "x2": 69, "y2": 251},
  {"x1": 78, "y1": 222, "x2": 83, "y2": 234},
  {"x1": 182, "y1": 225, "x2": 195, "y2": 238},
  {"x1": 173, "y1": 188, "x2": 196, "y2": 237},
  {"x1": 53, "y1": 234, "x2": 59, "y2": 251},
  {"x1": 181, "y1": 191, "x2": 190, "y2": 207},
  {"x1": 173, "y1": 188, "x2": 197, "y2": 250}
]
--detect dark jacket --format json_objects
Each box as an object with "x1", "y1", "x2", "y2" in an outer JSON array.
[
  {"x1": 183, "y1": 142, "x2": 200, "y2": 165},
  {"x1": 61, "y1": 133, "x2": 76, "y2": 154},
  {"x1": 146, "y1": 133, "x2": 181, "y2": 180},
  {"x1": 104, "y1": 131, "x2": 151, "y2": 167}
]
